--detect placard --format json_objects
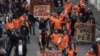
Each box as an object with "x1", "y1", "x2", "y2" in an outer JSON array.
[
  {"x1": 37, "y1": 51, "x2": 62, "y2": 56},
  {"x1": 75, "y1": 23, "x2": 95, "y2": 43},
  {"x1": 34, "y1": 5, "x2": 50, "y2": 18}
]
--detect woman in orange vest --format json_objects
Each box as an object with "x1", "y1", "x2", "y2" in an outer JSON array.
[
  {"x1": 24, "y1": 20, "x2": 31, "y2": 29},
  {"x1": 66, "y1": 43, "x2": 78, "y2": 56},
  {"x1": 51, "y1": 29, "x2": 61, "y2": 50},
  {"x1": 12, "y1": 18, "x2": 20, "y2": 30},
  {"x1": 64, "y1": 1, "x2": 72, "y2": 18},
  {"x1": 6, "y1": 19, "x2": 14, "y2": 31},
  {"x1": 59, "y1": 11, "x2": 67, "y2": 33},
  {"x1": 38, "y1": 29, "x2": 50, "y2": 51},
  {"x1": 74, "y1": 4, "x2": 80, "y2": 16},
  {"x1": 85, "y1": 48, "x2": 96, "y2": 56},
  {"x1": 53, "y1": 17, "x2": 62, "y2": 33},
  {"x1": 58, "y1": 30, "x2": 71, "y2": 56},
  {"x1": 19, "y1": 13, "x2": 26, "y2": 25},
  {"x1": 65, "y1": 21, "x2": 71, "y2": 35}
]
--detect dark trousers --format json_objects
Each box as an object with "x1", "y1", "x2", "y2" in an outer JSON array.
[
  {"x1": 50, "y1": 26, "x2": 54, "y2": 34},
  {"x1": 8, "y1": 45, "x2": 13, "y2": 56},
  {"x1": 62, "y1": 49, "x2": 66, "y2": 56},
  {"x1": 0, "y1": 54, "x2": 5, "y2": 56},
  {"x1": 18, "y1": 55, "x2": 23, "y2": 56},
  {"x1": 31, "y1": 23, "x2": 35, "y2": 35},
  {"x1": 21, "y1": 35, "x2": 28, "y2": 45}
]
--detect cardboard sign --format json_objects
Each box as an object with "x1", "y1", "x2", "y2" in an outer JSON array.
[
  {"x1": 37, "y1": 51, "x2": 62, "y2": 56},
  {"x1": 75, "y1": 23, "x2": 95, "y2": 43},
  {"x1": 34, "y1": 5, "x2": 50, "y2": 18}
]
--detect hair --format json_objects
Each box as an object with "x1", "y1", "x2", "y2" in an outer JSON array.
[
  {"x1": 72, "y1": 43, "x2": 76, "y2": 49},
  {"x1": 15, "y1": 30, "x2": 20, "y2": 35},
  {"x1": 68, "y1": 43, "x2": 76, "y2": 51}
]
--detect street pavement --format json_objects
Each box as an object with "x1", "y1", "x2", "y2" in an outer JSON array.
[{"x1": 10, "y1": 0, "x2": 100, "y2": 56}]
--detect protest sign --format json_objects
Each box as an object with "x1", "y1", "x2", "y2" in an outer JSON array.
[
  {"x1": 34, "y1": 5, "x2": 50, "y2": 18},
  {"x1": 29, "y1": 0, "x2": 54, "y2": 17},
  {"x1": 37, "y1": 51, "x2": 62, "y2": 56},
  {"x1": 75, "y1": 23, "x2": 95, "y2": 43}
]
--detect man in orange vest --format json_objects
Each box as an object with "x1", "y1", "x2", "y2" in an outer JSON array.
[
  {"x1": 51, "y1": 29, "x2": 61, "y2": 50},
  {"x1": 74, "y1": 3, "x2": 81, "y2": 17},
  {"x1": 58, "y1": 30, "x2": 71, "y2": 56},
  {"x1": 85, "y1": 48, "x2": 96, "y2": 56},
  {"x1": 64, "y1": 0, "x2": 72, "y2": 19}
]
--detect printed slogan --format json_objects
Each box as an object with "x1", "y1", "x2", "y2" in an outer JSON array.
[
  {"x1": 34, "y1": 5, "x2": 50, "y2": 18},
  {"x1": 37, "y1": 51, "x2": 62, "y2": 56},
  {"x1": 75, "y1": 23, "x2": 95, "y2": 43}
]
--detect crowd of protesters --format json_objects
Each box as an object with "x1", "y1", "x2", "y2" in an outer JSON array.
[
  {"x1": 0, "y1": 0, "x2": 98, "y2": 56},
  {"x1": 38, "y1": 0, "x2": 96, "y2": 56}
]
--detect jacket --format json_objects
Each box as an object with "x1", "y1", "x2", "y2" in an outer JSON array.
[{"x1": 15, "y1": 44, "x2": 27, "y2": 56}]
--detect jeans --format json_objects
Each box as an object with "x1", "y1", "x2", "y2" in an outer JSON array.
[
  {"x1": 38, "y1": 29, "x2": 42, "y2": 34},
  {"x1": 62, "y1": 49, "x2": 66, "y2": 56}
]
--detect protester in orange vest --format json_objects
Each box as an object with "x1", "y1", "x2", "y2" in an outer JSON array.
[
  {"x1": 74, "y1": 4, "x2": 80, "y2": 16},
  {"x1": 6, "y1": 19, "x2": 14, "y2": 30},
  {"x1": 12, "y1": 18, "x2": 20, "y2": 29},
  {"x1": 59, "y1": 11, "x2": 66, "y2": 24},
  {"x1": 85, "y1": 48, "x2": 96, "y2": 56},
  {"x1": 53, "y1": 16, "x2": 62, "y2": 33},
  {"x1": 44, "y1": 28, "x2": 51, "y2": 49},
  {"x1": 38, "y1": 29, "x2": 50, "y2": 51},
  {"x1": 65, "y1": 21, "x2": 71, "y2": 34},
  {"x1": 66, "y1": 43, "x2": 78, "y2": 56},
  {"x1": 64, "y1": 0, "x2": 72, "y2": 18},
  {"x1": 59, "y1": 11, "x2": 67, "y2": 33},
  {"x1": 58, "y1": 31, "x2": 70, "y2": 50},
  {"x1": 58, "y1": 30, "x2": 71, "y2": 56},
  {"x1": 19, "y1": 13, "x2": 26, "y2": 25},
  {"x1": 51, "y1": 29, "x2": 61, "y2": 50},
  {"x1": 24, "y1": 20, "x2": 31, "y2": 29}
]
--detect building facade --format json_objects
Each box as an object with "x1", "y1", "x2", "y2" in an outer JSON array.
[{"x1": 89, "y1": 0, "x2": 100, "y2": 11}]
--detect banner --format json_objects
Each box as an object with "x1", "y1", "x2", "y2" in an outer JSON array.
[
  {"x1": 75, "y1": 23, "x2": 95, "y2": 43},
  {"x1": 37, "y1": 51, "x2": 62, "y2": 56},
  {"x1": 34, "y1": 5, "x2": 50, "y2": 18}
]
